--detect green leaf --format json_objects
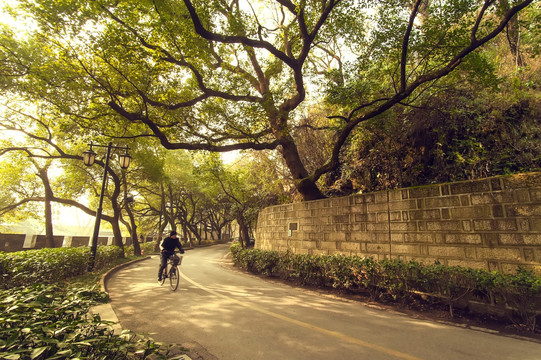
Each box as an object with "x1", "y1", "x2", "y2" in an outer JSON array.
[
  {"x1": 73, "y1": 341, "x2": 92, "y2": 346},
  {"x1": 55, "y1": 349, "x2": 73, "y2": 356},
  {"x1": 30, "y1": 347, "x2": 48, "y2": 360},
  {"x1": 2, "y1": 354, "x2": 21, "y2": 360},
  {"x1": 5, "y1": 333, "x2": 18, "y2": 347}
]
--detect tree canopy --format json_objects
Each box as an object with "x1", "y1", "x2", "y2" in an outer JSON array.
[{"x1": 1, "y1": 0, "x2": 536, "y2": 201}]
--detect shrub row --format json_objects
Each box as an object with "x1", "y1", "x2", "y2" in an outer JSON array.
[
  {"x1": 230, "y1": 244, "x2": 541, "y2": 331},
  {"x1": 0, "y1": 284, "x2": 165, "y2": 359},
  {"x1": 0, "y1": 247, "x2": 180, "y2": 359},
  {"x1": 0, "y1": 246, "x2": 124, "y2": 289}
]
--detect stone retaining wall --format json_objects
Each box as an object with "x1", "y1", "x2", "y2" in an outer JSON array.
[{"x1": 255, "y1": 173, "x2": 541, "y2": 274}]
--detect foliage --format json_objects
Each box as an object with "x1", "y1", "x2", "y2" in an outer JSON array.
[
  {"x1": 325, "y1": 82, "x2": 541, "y2": 194},
  {"x1": 231, "y1": 245, "x2": 541, "y2": 331},
  {"x1": 0, "y1": 144, "x2": 44, "y2": 225},
  {"x1": 140, "y1": 241, "x2": 159, "y2": 255},
  {"x1": 1, "y1": 0, "x2": 535, "y2": 201},
  {"x1": 130, "y1": 149, "x2": 237, "y2": 245},
  {"x1": 0, "y1": 247, "x2": 177, "y2": 359},
  {"x1": 323, "y1": 8, "x2": 541, "y2": 196},
  {"x1": 0, "y1": 284, "x2": 164, "y2": 359},
  {"x1": 0, "y1": 246, "x2": 124, "y2": 289},
  {"x1": 491, "y1": 267, "x2": 541, "y2": 331},
  {"x1": 195, "y1": 152, "x2": 280, "y2": 246},
  {"x1": 416, "y1": 263, "x2": 479, "y2": 317},
  {"x1": 92, "y1": 246, "x2": 125, "y2": 273}
]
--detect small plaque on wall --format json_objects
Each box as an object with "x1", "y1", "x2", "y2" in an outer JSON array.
[{"x1": 288, "y1": 222, "x2": 298, "y2": 237}]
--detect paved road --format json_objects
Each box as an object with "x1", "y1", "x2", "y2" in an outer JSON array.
[{"x1": 106, "y1": 244, "x2": 541, "y2": 360}]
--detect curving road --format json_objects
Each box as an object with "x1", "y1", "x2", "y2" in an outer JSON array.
[{"x1": 106, "y1": 244, "x2": 541, "y2": 360}]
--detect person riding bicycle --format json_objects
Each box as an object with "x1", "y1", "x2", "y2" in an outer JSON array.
[{"x1": 158, "y1": 230, "x2": 184, "y2": 282}]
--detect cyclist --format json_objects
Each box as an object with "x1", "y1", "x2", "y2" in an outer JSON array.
[{"x1": 158, "y1": 230, "x2": 185, "y2": 282}]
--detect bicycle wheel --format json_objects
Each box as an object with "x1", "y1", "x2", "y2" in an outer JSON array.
[
  {"x1": 169, "y1": 266, "x2": 179, "y2": 291},
  {"x1": 159, "y1": 267, "x2": 167, "y2": 286}
]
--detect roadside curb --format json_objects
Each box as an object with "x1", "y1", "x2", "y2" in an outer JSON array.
[
  {"x1": 92, "y1": 255, "x2": 153, "y2": 334},
  {"x1": 100, "y1": 255, "x2": 153, "y2": 294}
]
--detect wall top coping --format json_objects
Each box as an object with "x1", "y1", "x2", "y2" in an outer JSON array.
[{"x1": 260, "y1": 172, "x2": 541, "y2": 213}]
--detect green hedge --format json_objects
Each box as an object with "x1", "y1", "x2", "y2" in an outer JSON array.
[
  {"x1": 230, "y1": 244, "x2": 541, "y2": 331},
  {"x1": 0, "y1": 247, "x2": 179, "y2": 359},
  {"x1": 0, "y1": 283, "x2": 170, "y2": 360},
  {"x1": 0, "y1": 284, "x2": 159, "y2": 360},
  {"x1": 0, "y1": 246, "x2": 124, "y2": 289}
]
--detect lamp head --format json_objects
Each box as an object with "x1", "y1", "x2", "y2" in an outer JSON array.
[
  {"x1": 118, "y1": 148, "x2": 132, "y2": 169},
  {"x1": 82, "y1": 148, "x2": 97, "y2": 166}
]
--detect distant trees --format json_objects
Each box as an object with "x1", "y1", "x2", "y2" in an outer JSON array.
[
  {"x1": 0, "y1": 112, "x2": 271, "y2": 252},
  {"x1": 196, "y1": 153, "x2": 280, "y2": 248},
  {"x1": 0, "y1": 95, "x2": 277, "y2": 248},
  {"x1": 133, "y1": 150, "x2": 280, "y2": 249}
]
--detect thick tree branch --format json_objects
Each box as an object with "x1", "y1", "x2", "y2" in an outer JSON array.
[
  {"x1": 182, "y1": 0, "x2": 297, "y2": 69},
  {"x1": 401, "y1": 0, "x2": 422, "y2": 92},
  {"x1": 0, "y1": 197, "x2": 39, "y2": 216},
  {"x1": 107, "y1": 100, "x2": 280, "y2": 152},
  {"x1": 0, "y1": 195, "x2": 117, "y2": 224},
  {"x1": 472, "y1": 0, "x2": 495, "y2": 42},
  {"x1": 100, "y1": 3, "x2": 261, "y2": 108}
]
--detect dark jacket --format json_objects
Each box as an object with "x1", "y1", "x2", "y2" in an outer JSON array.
[{"x1": 161, "y1": 236, "x2": 183, "y2": 253}]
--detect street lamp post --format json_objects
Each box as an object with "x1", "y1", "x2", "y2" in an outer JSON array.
[{"x1": 82, "y1": 142, "x2": 131, "y2": 271}]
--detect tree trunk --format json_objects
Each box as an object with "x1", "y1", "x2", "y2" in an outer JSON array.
[
  {"x1": 237, "y1": 215, "x2": 251, "y2": 249},
  {"x1": 181, "y1": 223, "x2": 192, "y2": 248},
  {"x1": 37, "y1": 167, "x2": 55, "y2": 248},
  {"x1": 506, "y1": 15, "x2": 523, "y2": 67},
  {"x1": 296, "y1": 177, "x2": 326, "y2": 201},
  {"x1": 111, "y1": 214, "x2": 125, "y2": 256},
  {"x1": 279, "y1": 133, "x2": 325, "y2": 201},
  {"x1": 131, "y1": 226, "x2": 140, "y2": 255},
  {"x1": 500, "y1": 0, "x2": 524, "y2": 66},
  {"x1": 43, "y1": 198, "x2": 55, "y2": 247},
  {"x1": 123, "y1": 172, "x2": 140, "y2": 256},
  {"x1": 226, "y1": 222, "x2": 232, "y2": 241},
  {"x1": 125, "y1": 205, "x2": 140, "y2": 255},
  {"x1": 154, "y1": 236, "x2": 162, "y2": 252},
  {"x1": 155, "y1": 220, "x2": 168, "y2": 252},
  {"x1": 188, "y1": 222, "x2": 202, "y2": 245}
]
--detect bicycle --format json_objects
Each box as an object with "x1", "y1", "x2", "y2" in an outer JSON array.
[{"x1": 159, "y1": 251, "x2": 183, "y2": 291}]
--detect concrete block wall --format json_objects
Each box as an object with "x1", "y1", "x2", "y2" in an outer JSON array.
[
  {"x1": 0, "y1": 235, "x2": 138, "y2": 253},
  {"x1": 0, "y1": 234, "x2": 26, "y2": 252},
  {"x1": 255, "y1": 173, "x2": 541, "y2": 274}
]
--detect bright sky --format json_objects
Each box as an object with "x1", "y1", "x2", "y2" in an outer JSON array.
[{"x1": 0, "y1": 0, "x2": 31, "y2": 32}]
